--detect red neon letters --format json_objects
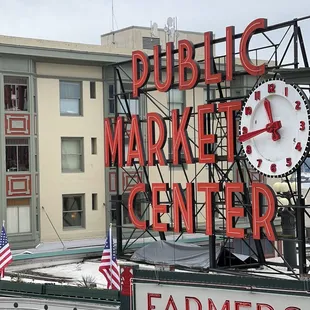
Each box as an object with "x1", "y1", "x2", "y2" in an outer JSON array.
[
  {"x1": 106, "y1": 17, "x2": 278, "y2": 243},
  {"x1": 104, "y1": 101, "x2": 242, "y2": 167},
  {"x1": 127, "y1": 182, "x2": 277, "y2": 241},
  {"x1": 132, "y1": 18, "x2": 267, "y2": 97}
]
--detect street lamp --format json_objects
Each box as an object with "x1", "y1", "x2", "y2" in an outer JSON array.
[{"x1": 272, "y1": 181, "x2": 297, "y2": 269}]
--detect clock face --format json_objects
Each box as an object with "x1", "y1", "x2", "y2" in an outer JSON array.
[{"x1": 239, "y1": 79, "x2": 310, "y2": 178}]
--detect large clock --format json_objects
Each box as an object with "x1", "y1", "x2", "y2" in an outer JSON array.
[{"x1": 239, "y1": 79, "x2": 310, "y2": 178}]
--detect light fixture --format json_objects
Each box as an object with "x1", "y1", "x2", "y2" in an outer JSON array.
[
  {"x1": 273, "y1": 182, "x2": 282, "y2": 193},
  {"x1": 279, "y1": 182, "x2": 289, "y2": 193}
]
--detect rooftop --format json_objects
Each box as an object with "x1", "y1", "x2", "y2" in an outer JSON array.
[
  {"x1": 0, "y1": 34, "x2": 131, "y2": 64},
  {"x1": 100, "y1": 25, "x2": 205, "y2": 38}
]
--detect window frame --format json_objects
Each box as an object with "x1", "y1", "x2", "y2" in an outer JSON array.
[
  {"x1": 4, "y1": 75, "x2": 29, "y2": 112},
  {"x1": 167, "y1": 89, "x2": 185, "y2": 114},
  {"x1": 59, "y1": 80, "x2": 83, "y2": 116},
  {"x1": 6, "y1": 198, "x2": 31, "y2": 234},
  {"x1": 62, "y1": 194, "x2": 85, "y2": 229},
  {"x1": 6, "y1": 138, "x2": 30, "y2": 173},
  {"x1": 61, "y1": 137, "x2": 84, "y2": 173}
]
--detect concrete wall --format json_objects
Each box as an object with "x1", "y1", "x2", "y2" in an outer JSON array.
[{"x1": 101, "y1": 27, "x2": 205, "y2": 57}]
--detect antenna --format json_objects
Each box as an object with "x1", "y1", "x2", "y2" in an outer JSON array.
[
  {"x1": 112, "y1": 0, "x2": 115, "y2": 32},
  {"x1": 150, "y1": 21, "x2": 159, "y2": 38},
  {"x1": 164, "y1": 16, "x2": 179, "y2": 44}
]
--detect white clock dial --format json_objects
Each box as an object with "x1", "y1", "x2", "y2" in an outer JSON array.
[{"x1": 239, "y1": 79, "x2": 310, "y2": 178}]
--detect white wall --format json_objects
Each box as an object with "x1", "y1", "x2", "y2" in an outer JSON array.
[{"x1": 37, "y1": 63, "x2": 106, "y2": 241}]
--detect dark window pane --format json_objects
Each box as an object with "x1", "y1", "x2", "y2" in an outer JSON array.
[
  {"x1": 92, "y1": 193, "x2": 98, "y2": 210},
  {"x1": 63, "y1": 196, "x2": 82, "y2": 211},
  {"x1": 90, "y1": 81, "x2": 96, "y2": 99},
  {"x1": 108, "y1": 85, "x2": 114, "y2": 99},
  {"x1": 6, "y1": 146, "x2": 17, "y2": 172},
  {"x1": 62, "y1": 195, "x2": 84, "y2": 228},
  {"x1": 109, "y1": 99, "x2": 115, "y2": 114},
  {"x1": 122, "y1": 193, "x2": 142, "y2": 224},
  {"x1": 4, "y1": 76, "x2": 28, "y2": 112},
  {"x1": 6, "y1": 139, "x2": 29, "y2": 172},
  {"x1": 111, "y1": 195, "x2": 118, "y2": 223},
  {"x1": 63, "y1": 211, "x2": 82, "y2": 227},
  {"x1": 18, "y1": 146, "x2": 29, "y2": 171}
]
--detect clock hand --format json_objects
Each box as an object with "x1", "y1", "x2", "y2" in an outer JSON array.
[
  {"x1": 239, "y1": 127, "x2": 268, "y2": 142},
  {"x1": 239, "y1": 121, "x2": 282, "y2": 143},
  {"x1": 264, "y1": 98, "x2": 274, "y2": 123}
]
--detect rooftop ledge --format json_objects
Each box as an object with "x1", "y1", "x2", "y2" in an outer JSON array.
[{"x1": 0, "y1": 34, "x2": 132, "y2": 63}]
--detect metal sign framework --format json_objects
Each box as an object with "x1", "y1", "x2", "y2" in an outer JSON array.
[{"x1": 109, "y1": 16, "x2": 310, "y2": 279}]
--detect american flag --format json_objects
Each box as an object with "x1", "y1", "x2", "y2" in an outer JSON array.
[
  {"x1": 0, "y1": 225, "x2": 12, "y2": 278},
  {"x1": 99, "y1": 225, "x2": 120, "y2": 290}
]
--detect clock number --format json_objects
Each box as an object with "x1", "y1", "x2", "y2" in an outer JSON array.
[
  {"x1": 245, "y1": 107, "x2": 252, "y2": 115},
  {"x1": 300, "y1": 121, "x2": 305, "y2": 131},
  {"x1": 270, "y1": 164, "x2": 277, "y2": 173},
  {"x1": 286, "y1": 158, "x2": 292, "y2": 167},
  {"x1": 295, "y1": 142, "x2": 302, "y2": 152},
  {"x1": 285, "y1": 87, "x2": 288, "y2": 97},
  {"x1": 257, "y1": 159, "x2": 262, "y2": 168},
  {"x1": 242, "y1": 127, "x2": 248, "y2": 135},
  {"x1": 254, "y1": 91, "x2": 261, "y2": 101},
  {"x1": 268, "y1": 83, "x2": 276, "y2": 93},
  {"x1": 246, "y1": 145, "x2": 252, "y2": 154},
  {"x1": 295, "y1": 101, "x2": 301, "y2": 111}
]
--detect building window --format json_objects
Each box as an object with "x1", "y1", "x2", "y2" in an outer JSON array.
[
  {"x1": 6, "y1": 138, "x2": 29, "y2": 172},
  {"x1": 167, "y1": 89, "x2": 185, "y2": 113},
  {"x1": 122, "y1": 193, "x2": 142, "y2": 224},
  {"x1": 108, "y1": 84, "x2": 115, "y2": 114},
  {"x1": 142, "y1": 37, "x2": 160, "y2": 50},
  {"x1": 204, "y1": 87, "x2": 216, "y2": 102},
  {"x1": 203, "y1": 87, "x2": 217, "y2": 120},
  {"x1": 110, "y1": 194, "x2": 143, "y2": 225},
  {"x1": 60, "y1": 81, "x2": 82, "y2": 116},
  {"x1": 61, "y1": 138, "x2": 84, "y2": 172},
  {"x1": 91, "y1": 137, "x2": 97, "y2": 155},
  {"x1": 110, "y1": 195, "x2": 118, "y2": 224},
  {"x1": 63, "y1": 194, "x2": 84, "y2": 228},
  {"x1": 7, "y1": 198, "x2": 31, "y2": 234},
  {"x1": 90, "y1": 81, "x2": 96, "y2": 99},
  {"x1": 92, "y1": 193, "x2": 98, "y2": 210},
  {"x1": 118, "y1": 82, "x2": 139, "y2": 115},
  {"x1": 4, "y1": 76, "x2": 28, "y2": 112},
  {"x1": 118, "y1": 98, "x2": 139, "y2": 115}
]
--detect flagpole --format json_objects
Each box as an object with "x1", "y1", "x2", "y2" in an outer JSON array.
[
  {"x1": 0, "y1": 221, "x2": 3, "y2": 281},
  {"x1": 109, "y1": 223, "x2": 113, "y2": 289}
]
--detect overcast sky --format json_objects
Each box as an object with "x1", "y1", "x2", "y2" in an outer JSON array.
[{"x1": 0, "y1": 0, "x2": 308, "y2": 45}]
